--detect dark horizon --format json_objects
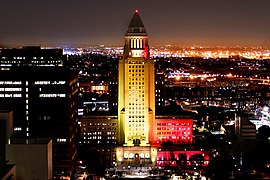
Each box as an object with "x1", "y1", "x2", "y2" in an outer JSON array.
[{"x1": 0, "y1": 0, "x2": 270, "y2": 48}]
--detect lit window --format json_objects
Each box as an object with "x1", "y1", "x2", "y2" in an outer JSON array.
[
  {"x1": 57, "y1": 138, "x2": 67, "y2": 143},
  {"x1": 14, "y1": 127, "x2": 22, "y2": 131},
  {"x1": 39, "y1": 94, "x2": 66, "y2": 98}
]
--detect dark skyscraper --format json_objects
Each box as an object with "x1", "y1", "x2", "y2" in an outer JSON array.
[{"x1": 0, "y1": 46, "x2": 78, "y2": 175}]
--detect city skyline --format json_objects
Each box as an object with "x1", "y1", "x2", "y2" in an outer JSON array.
[{"x1": 0, "y1": 0, "x2": 270, "y2": 48}]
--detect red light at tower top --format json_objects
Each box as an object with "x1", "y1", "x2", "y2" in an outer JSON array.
[{"x1": 135, "y1": 9, "x2": 139, "y2": 13}]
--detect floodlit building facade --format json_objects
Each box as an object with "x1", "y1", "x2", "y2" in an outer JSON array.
[
  {"x1": 80, "y1": 11, "x2": 194, "y2": 167},
  {"x1": 154, "y1": 117, "x2": 193, "y2": 145},
  {"x1": 118, "y1": 10, "x2": 155, "y2": 147}
]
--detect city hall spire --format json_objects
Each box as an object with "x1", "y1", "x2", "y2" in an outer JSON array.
[
  {"x1": 127, "y1": 10, "x2": 147, "y2": 34},
  {"x1": 124, "y1": 10, "x2": 149, "y2": 59}
]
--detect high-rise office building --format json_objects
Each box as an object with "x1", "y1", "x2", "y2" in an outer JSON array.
[
  {"x1": 118, "y1": 10, "x2": 155, "y2": 146},
  {"x1": 0, "y1": 46, "x2": 78, "y2": 175}
]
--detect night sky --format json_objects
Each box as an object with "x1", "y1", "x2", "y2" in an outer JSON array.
[{"x1": 0, "y1": 0, "x2": 269, "y2": 47}]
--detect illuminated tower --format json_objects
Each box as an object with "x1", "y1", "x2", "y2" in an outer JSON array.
[{"x1": 118, "y1": 10, "x2": 155, "y2": 146}]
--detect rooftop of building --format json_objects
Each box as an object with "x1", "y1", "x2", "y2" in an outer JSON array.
[
  {"x1": 126, "y1": 10, "x2": 147, "y2": 34},
  {"x1": 0, "y1": 163, "x2": 16, "y2": 179},
  {"x1": 10, "y1": 138, "x2": 52, "y2": 145},
  {"x1": 155, "y1": 105, "x2": 197, "y2": 118},
  {"x1": 0, "y1": 110, "x2": 13, "y2": 113},
  {"x1": 0, "y1": 67, "x2": 78, "y2": 80},
  {"x1": 1, "y1": 46, "x2": 63, "y2": 56}
]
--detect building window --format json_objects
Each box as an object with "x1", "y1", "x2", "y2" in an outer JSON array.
[{"x1": 57, "y1": 138, "x2": 67, "y2": 143}]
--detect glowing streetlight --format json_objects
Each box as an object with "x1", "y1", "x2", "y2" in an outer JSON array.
[
  {"x1": 263, "y1": 106, "x2": 269, "y2": 112},
  {"x1": 227, "y1": 73, "x2": 232, "y2": 77}
]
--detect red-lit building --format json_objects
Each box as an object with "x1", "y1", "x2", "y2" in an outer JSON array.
[
  {"x1": 157, "y1": 150, "x2": 209, "y2": 167},
  {"x1": 153, "y1": 117, "x2": 193, "y2": 145}
]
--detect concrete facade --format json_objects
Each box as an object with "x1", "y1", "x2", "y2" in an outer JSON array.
[{"x1": 6, "y1": 139, "x2": 52, "y2": 180}]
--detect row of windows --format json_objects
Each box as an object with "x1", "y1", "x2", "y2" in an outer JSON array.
[
  {"x1": 129, "y1": 110, "x2": 144, "y2": 113},
  {"x1": 128, "y1": 132, "x2": 145, "y2": 136},
  {"x1": 38, "y1": 116, "x2": 51, "y2": 121},
  {"x1": 128, "y1": 102, "x2": 145, "y2": 106},
  {"x1": 129, "y1": 82, "x2": 144, "y2": 85},
  {"x1": 1, "y1": 57, "x2": 43, "y2": 60},
  {"x1": 129, "y1": 86, "x2": 144, "y2": 90},
  {"x1": 128, "y1": 123, "x2": 145, "y2": 127},
  {"x1": 129, "y1": 65, "x2": 145, "y2": 68},
  {"x1": 128, "y1": 106, "x2": 145, "y2": 110},
  {"x1": 129, "y1": 95, "x2": 144, "y2": 100},
  {"x1": 128, "y1": 90, "x2": 144, "y2": 94},
  {"x1": 14, "y1": 127, "x2": 22, "y2": 131},
  {"x1": 128, "y1": 60, "x2": 145, "y2": 64},
  {"x1": 158, "y1": 136, "x2": 191, "y2": 140},
  {"x1": 0, "y1": 88, "x2": 22, "y2": 91},
  {"x1": 156, "y1": 139, "x2": 192, "y2": 144},
  {"x1": 0, "y1": 67, "x2": 11, "y2": 70},
  {"x1": 57, "y1": 138, "x2": 67, "y2": 143},
  {"x1": 156, "y1": 98, "x2": 164, "y2": 102},
  {"x1": 157, "y1": 132, "x2": 191, "y2": 135},
  {"x1": 83, "y1": 132, "x2": 116, "y2": 135},
  {"x1": 129, "y1": 106, "x2": 144, "y2": 111},
  {"x1": 129, "y1": 73, "x2": 144, "y2": 77},
  {"x1": 129, "y1": 69, "x2": 144, "y2": 73},
  {"x1": 0, "y1": 94, "x2": 22, "y2": 98},
  {"x1": 34, "y1": 81, "x2": 66, "y2": 85},
  {"x1": 130, "y1": 38, "x2": 145, "y2": 49},
  {"x1": 128, "y1": 111, "x2": 144, "y2": 115},
  {"x1": 124, "y1": 153, "x2": 150, "y2": 159},
  {"x1": 1, "y1": 57, "x2": 62, "y2": 61},
  {"x1": 83, "y1": 136, "x2": 116, "y2": 140},
  {"x1": 129, "y1": 78, "x2": 144, "y2": 81},
  {"x1": 82, "y1": 123, "x2": 117, "y2": 126},
  {"x1": 39, "y1": 94, "x2": 66, "y2": 98},
  {"x1": 128, "y1": 129, "x2": 145, "y2": 134},
  {"x1": 25, "y1": 82, "x2": 29, "y2": 138},
  {"x1": 1, "y1": 60, "x2": 23, "y2": 62},
  {"x1": 157, "y1": 127, "x2": 191, "y2": 131},
  {"x1": 0, "y1": 64, "x2": 12, "y2": 67},
  {"x1": 83, "y1": 127, "x2": 117, "y2": 131},
  {"x1": 128, "y1": 103, "x2": 144, "y2": 107},
  {"x1": 0, "y1": 81, "x2": 21, "y2": 85},
  {"x1": 128, "y1": 96, "x2": 144, "y2": 100},
  {"x1": 83, "y1": 141, "x2": 117, "y2": 144},
  {"x1": 128, "y1": 120, "x2": 145, "y2": 123},
  {"x1": 157, "y1": 123, "x2": 191, "y2": 126},
  {"x1": 128, "y1": 115, "x2": 145, "y2": 118}
]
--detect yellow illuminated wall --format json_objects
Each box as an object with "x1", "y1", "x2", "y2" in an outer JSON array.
[{"x1": 118, "y1": 11, "x2": 155, "y2": 146}]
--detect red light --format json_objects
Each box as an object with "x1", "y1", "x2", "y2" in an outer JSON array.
[{"x1": 135, "y1": 9, "x2": 139, "y2": 13}]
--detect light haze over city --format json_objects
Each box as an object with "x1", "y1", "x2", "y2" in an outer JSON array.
[{"x1": 0, "y1": 0, "x2": 270, "y2": 47}]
